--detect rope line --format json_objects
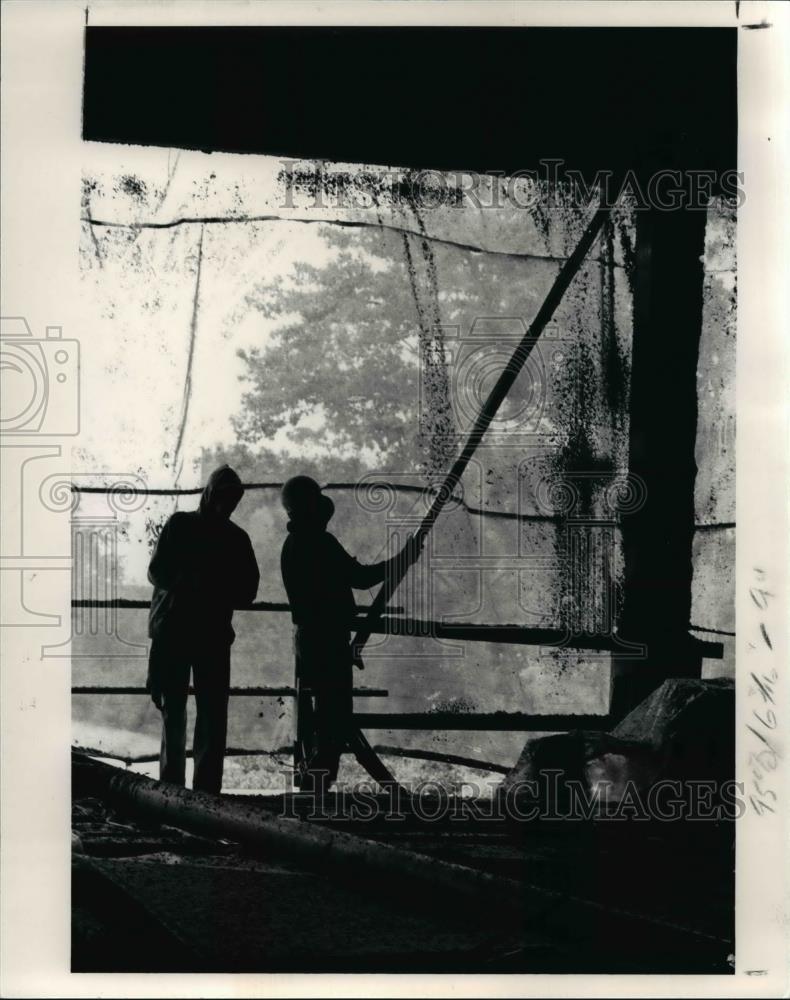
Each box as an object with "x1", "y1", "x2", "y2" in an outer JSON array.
[
  {"x1": 69, "y1": 480, "x2": 560, "y2": 524},
  {"x1": 81, "y1": 211, "x2": 624, "y2": 269},
  {"x1": 171, "y1": 224, "x2": 204, "y2": 484}
]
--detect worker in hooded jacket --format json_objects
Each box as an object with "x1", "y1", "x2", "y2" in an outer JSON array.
[
  {"x1": 146, "y1": 465, "x2": 260, "y2": 794},
  {"x1": 280, "y1": 475, "x2": 422, "y2": 792}
]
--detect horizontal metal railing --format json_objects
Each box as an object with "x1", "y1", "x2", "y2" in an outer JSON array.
[
  {"x1": 70, "y1": 600, "x2": 724, "y2": 659},
  {"x1": 351, "y1": 712, "x2": 612, "y2": 732},
  {"x1": 71, "y1": 598, "x2": 403, "y2": 614},
  {"x1": 70, "y1": 599, "x2": 720, "y2": 749},
  {"x1": 71, "y1": 742, "x2": 511, "y2": 774},
  {"x1": 72, "y1": 685, "x2": 388, "y2": 697}
]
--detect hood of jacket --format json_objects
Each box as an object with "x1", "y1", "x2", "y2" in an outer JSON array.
[{"x1": 199, "y1": 464, "x2": 244, "y2": 516}]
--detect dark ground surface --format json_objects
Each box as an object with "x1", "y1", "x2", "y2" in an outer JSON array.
[{"x1": 72, "y1": 790, "x2": 734, "y2": 974}]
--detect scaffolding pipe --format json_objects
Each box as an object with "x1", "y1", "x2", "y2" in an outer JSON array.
[
  {"x1": 72, "y1": 752, "x2": 731, "y2": 950},
  {"x1": 72, "y1": 752, "x2": 525, "y2": 919},
  {"x1": 72, "y1": 685, "x2": 388, "y2": 697}
]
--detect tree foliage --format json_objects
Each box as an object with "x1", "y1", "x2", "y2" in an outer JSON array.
[
  {"x1": 233, "y1": 226, "x2": 423, "y2": 471},
  {"x1": 229, "y1": 222, "x2": 552, "y2": 482}
]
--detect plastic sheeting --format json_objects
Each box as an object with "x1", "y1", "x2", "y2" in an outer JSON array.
[{"x1": 74, "y1": 145, "x2": 643, "y2": 780}]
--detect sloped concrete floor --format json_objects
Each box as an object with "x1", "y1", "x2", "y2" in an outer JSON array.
[
  {"x1": 74, "y1": 851, "x2": 543, "y2": 972},
  {"x1": 73, "y1": 794, "x2": 734, "y2": 973}
]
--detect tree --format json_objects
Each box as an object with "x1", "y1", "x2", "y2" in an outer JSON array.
[
  {"x1": 231, "y1": 223, "x2": 551, "y2": 481},
  {"x1": 233, "y1": 226, "x2": 423, "y2": 473}
]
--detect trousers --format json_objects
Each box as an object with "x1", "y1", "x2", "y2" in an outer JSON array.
[
  {"x1": 294, "y1": 626, "x2": 353, "y2": 785},
  {"x1": 148, "y1": 635, "x2": 231, "y2": 794}
]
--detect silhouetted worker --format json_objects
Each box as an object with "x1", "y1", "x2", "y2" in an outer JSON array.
[
  {"x1": 280, "y1": 475, "x2": 422, "y2": 793},
  {"x1": 146, "y1": 465, "x2": 260, "y2": 794}
]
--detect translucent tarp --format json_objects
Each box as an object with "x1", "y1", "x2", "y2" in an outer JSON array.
[{"x1": 74, "y1": 146, "x2": 639, "y2": 785}]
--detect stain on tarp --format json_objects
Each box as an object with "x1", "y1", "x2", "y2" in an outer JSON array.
[
  {"x1": 277, "y1": 164, "x2": 465, "y2": 210},
  {"x1": 600, "y1": 218, "x2": 631, "y2": 423},
  {"x1": 430, "y1": 697, "x2": 477, "y2": 715},
  {"x1": 400, "y1": 201, "x2": 457, "y2": 479},
  {"x1": 614, "y1": 212, "x2": 637, "y2": 296},
  {"x1": 81, "y1": 176, "x2": 102, "y2": 212},
  {"x1": 117, "y1": 175, "x2": 148, "y2": 201},
  {"x1": 542, "y1": 250, "x2": 628, "y2": 636}
]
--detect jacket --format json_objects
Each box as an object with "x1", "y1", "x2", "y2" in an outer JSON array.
[
  {"x1": 147, "y1": 468, "x2": 260, "y2": 645},
  {"x1": 280, "y1": 522, "x2": 386, "y2": 637}
]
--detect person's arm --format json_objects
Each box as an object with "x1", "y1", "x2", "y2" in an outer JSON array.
[
  {"x1": 341, "y1": 533, "x2": 424, "y2": 670},
  {"x1": 335, "y1": 534, "x2": 424, "y2": 590},
  {"x1": 232, "y1": 532, "x2": 260, "y2": 609},
  {"x1": 147, "y1": 515, "x2": 185, "y2": 591}
]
